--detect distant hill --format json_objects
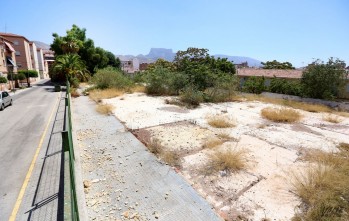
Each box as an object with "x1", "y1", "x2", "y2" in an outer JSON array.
[{"x1": 116, "y1": 48, "x2": 262, "y2": 67}]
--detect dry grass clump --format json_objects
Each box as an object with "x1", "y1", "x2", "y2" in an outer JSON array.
[
  {"x1": 336, "y1": 111, "x2": 349, "y2": 118},
  {"x1": 70, "y1": 88, "x2": 80, "y2": 97},
  {"x1": 322, "y1": 114, "x2": 342, "y2": 123},
  {"x1": 205, "y1": 149, "x2": 249, "y2": 175},
  {"x1": 238, "y1": 94, "x2": 333, "y2": 113},
  {"x1": 291, "y1": 148, "x2": 349, "y2": 221},
  {"x1": 147, "y1": 139, "x2": 180, "y2": 167},
  {"x1": 96, "y1": 104, "x2": 114, "y2": 115},
  {"x1": 203, "y1": 138, "x2": 224, "y2": 149},
  {"x1": 207, "y1": 115, "x2": 235, "y2": 128},
  {"x1": 261, "y1": 107, "x2": 301, "y2": 123},
  {"x1": 217, "y1": 133, "x2": 237, "y2": 142},
  {"x1": 89, "y1": 88, "x2": 124, "y2": 102},
  {"x1": 130, "y1": 85, "x2": 146, "y2": 93},
  {"x1": 338, "y1": 143, "x2": 349, "y2": 152}
]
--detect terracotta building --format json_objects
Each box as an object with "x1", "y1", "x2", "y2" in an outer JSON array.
[{"x1": 0, "y1": 32, "x2": 37, "y2": 71}]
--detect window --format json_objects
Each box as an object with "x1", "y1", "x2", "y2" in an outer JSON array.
[
  {"x1": 15, "y1": 51, "x2": 21, "y2": 56},
  {"x1": 13, "y1": 41, "x2": 19, "y2": 45}
]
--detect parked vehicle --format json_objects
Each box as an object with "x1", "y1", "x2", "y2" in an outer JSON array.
[{"x1": 0, "y1": 91, "x2": 12, "y2": 111}]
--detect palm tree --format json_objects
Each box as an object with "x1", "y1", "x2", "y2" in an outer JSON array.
[{"x1": 53, "y1": 54, "x2": 89, "y2": 83}]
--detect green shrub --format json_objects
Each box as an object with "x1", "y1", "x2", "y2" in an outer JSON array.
[
  {"x1": 204, "y1": 73, "x2": 237, "y2": 102},
  {"x1": 91, "y1": 67, "x2": 133, "y2": 89},
  {"x1": 0, "y1": 76, "x2": 7, "y2": 84},
  {"x1": 243, "y1": 76, "x2": 266, "y2": 94},
  {"x1": 179, "y1": 86, "x2": 204, "y2": 107},
  {"x1": 144, "y1": 66, "x2": 187, "y2": 95},
  {"x1": 269, "y1": 78, "x2": 303, "y2": 96}
]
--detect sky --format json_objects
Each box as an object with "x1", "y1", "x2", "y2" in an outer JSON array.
[{"x1": 1, "y1": 0, "x2": 348, "y2": 67}]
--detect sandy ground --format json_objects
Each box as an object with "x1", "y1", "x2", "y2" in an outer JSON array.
[{"x1": 104, "y1": 93, "x2": 349, "y2": 221}]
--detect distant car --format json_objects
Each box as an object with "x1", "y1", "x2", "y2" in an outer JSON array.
[{"x1": 0, "y1": 91, "x2": 12, "y2": 111}]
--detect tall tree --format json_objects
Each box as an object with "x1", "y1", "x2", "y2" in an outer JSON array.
[
  {"x1": 51, "y1": 25, "x2": 120, "y2": 74},
  {"x1": 262, "y1": 60, "x2": 295, "y2": 69},
  {"x1": 53, "y1": 54, "x2": 89, "y2": 83},
  {"x1": 301, "y1": 58, "x2": 347, "y2": 99}
]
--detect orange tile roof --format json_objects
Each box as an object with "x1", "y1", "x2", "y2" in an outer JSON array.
[{"x1": 237, "y1": 68, "x2": 303, "y2": 79}]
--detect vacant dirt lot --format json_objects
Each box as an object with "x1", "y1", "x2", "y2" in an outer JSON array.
[{"x1": 103, "y1": 93, "x2": 349, "y2": 221}]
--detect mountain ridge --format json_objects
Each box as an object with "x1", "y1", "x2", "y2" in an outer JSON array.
[{"x1": 116, "y1": 48, "x2": 262, "y2": 67}]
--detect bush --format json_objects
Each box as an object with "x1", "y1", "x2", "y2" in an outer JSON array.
[
  {"x1": 91, "y1": 67, "x2": 133, "y2": 89},
  {"x1": 261, "y1": 107, "x2": 301, "y2": 123},
  {"x1": 179, "y1": 86, "x2": 204, "y2": 107},
  {"x1": 205, "y1": 149, "x2": 249, "y2": 175},
  {"x1": 243, "y1": 76, "x2": 266, "y2": 94},
  {"x1": 0, "y1": 76, "x2": 7, "y2": 84},
  {"x1": 204, "y1": 73, "x2": 237, "y2": 102},
  {"x1": 301, "y1": 58, "x2": 347, "y2": 99},
  {"x1": 269, "y1": 78, "x2": 303, "y2": 96}
]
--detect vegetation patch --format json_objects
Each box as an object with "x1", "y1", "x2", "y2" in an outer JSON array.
[
  {"x1": 322, "y1": 114, "x2": 342, "y2": 123},
  {"x1": 261, "y1": 107, "x2": 301, "y2": 123},
  {"x1": 147, "y1": 139, "x2": 180, "y2": 167},
  {"x1": 207, "y1": 115, "x2": 235, "y2": 128},
  {"x1": 203, "y1": 137, "x2": 224, "y2": 149},
  {"x1": 89, "y1": 88, "x2": 125, "y2": 102},
  {"x1": 205, "y1": 149, "x2": 249, "y2": 175},
  {"x1": 96, "y1": 103, "x2": 114, "y2": 115},
  {"x1": 291, "y1": 148, "x2": 349, "y2": 221}
]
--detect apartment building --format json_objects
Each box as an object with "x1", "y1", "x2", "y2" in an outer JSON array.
[
  {"x1": 0, "y1": 35, "x2": 17, "y2": 75},
  {"x1": 0, "y1": 32, "x2": 35, "y2": 71}
]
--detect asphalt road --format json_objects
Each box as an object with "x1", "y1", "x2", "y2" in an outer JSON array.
[{"x1": 0, "y1": 80, "x2": 59, "y2": 220}]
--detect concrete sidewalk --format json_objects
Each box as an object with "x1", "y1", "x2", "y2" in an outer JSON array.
[
  {"x1": 15, "y1": 92, "x2": 66, "y2": 221},
  {"x1": 73, "y1": 96, "x2": 222, "y2": 221}
]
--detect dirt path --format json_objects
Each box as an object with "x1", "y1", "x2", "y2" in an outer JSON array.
[{"x1": 72, "y1": 96, "x2": 222, "y2": 221}]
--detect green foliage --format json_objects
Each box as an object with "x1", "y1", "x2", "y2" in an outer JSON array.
[
  {"x1": 243, "y1": 76, "x2": 266, "y2": 94},
  {"x1": 52, "y1": 54, "x2": 89, "y2": 85},
  {"x1": 17, "y1": 73, "x2": 26, "y2": 81},
  {"x1": 262, "y1": 60, "x2": 295, "y2": 69},
  {"x1": 174, "y1": 47, "x2": 236, "y2": 90},
  {"x1": 18, "y1": 70, "x2": 39, "y2": 78},
  {"x1": 51, "y1": 24, "x2": 120, "y2": 74},
  {"x1": 91, "y1": 67, "x2": 133, "y2": 89},
  {"x1": 179, "y1": 86, "x2": 204, "y2": 108},
  {"x1": 269, "y1": 78, "x2": 302, "y2": 96},
  {"x1": 146, "y1": 58, "x2": 176, "y2": 72},
  {"x1": 204, "y1": 73, "x2": 237, "y2": 102},
  {"x1": 301, "y1": 58, "x2": 347, "y2": 99},
  {"x1": 144, "y1": 66, "x2": 186, "y2": 95},
  {"x1": 0, "y1": 76, "x2": 7, "y2": 83}
]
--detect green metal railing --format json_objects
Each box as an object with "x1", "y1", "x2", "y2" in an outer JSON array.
[{"x1": 62, "y1": 82, "x2": 79, "y2": 221}]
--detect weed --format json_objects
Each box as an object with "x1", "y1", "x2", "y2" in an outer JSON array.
[
  {"x1": 205, "y1": 149, "x2": 249, "y2": 174},
  {"x1": 96, "y1": 104, "x2": 114, "y2": 115},
  {"x1": 291, "y1": 148, "x2": 349, "y2": 220},
  {"x1": 160, "y1": 151, "x2": 180, "y2": 167},
  {"x1": 217, "y1": 133, "x2": 236, "y2": 142},
  {"x1": 338, "y1": 143, "x2": 349, "y2": 152},
  {"x1": 207, "y1": 115, "x2": 235, "y2": 128},
  {"x1": 261, "y1": 107, "x2": 301, "y2": 123},
  {"x1": 237, "y1": 94, "x2": 333, "y2": 113},
  {"x1": 130, "y1": 84, "x2": 146, "y2": 93},
  {"x1": 70, "y1": 88, "x2": 80, "y2": 98},
  {"x1": 203, "y1": 138, "x2": 224, "y2": 149},
  {"x1": 322, "y1": 114, "x2": 342, "y2": 123},
  {"x1": 89, "y1": 88, "x2": 124, "y2": 102},
  {"x1": 147, "y1": 138, "x2": 163, "y2": 155},
  {"x1": 147, "y1": 139, "x2": 180, "y2": 167}
]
